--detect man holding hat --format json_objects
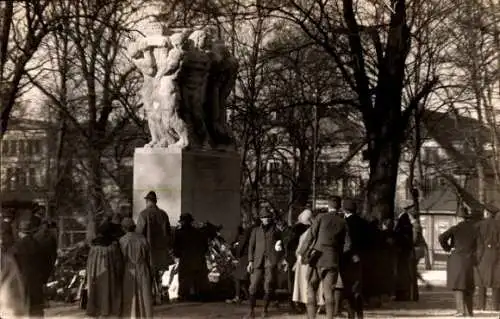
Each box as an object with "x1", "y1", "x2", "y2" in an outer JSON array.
[
  {"x1": 439, "y1": 206, "x2": 476, "y2": 317},
  {"x1": 136, "y1": 190, "x2": 173, "y2": 304},
  {"x1": 246, "y1": 208, "x2": 285, "y2": 318}
]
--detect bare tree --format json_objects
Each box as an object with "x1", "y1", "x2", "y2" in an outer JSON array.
[{"x1": 28, "y1": 0, "x2": 145, "y2": 239}]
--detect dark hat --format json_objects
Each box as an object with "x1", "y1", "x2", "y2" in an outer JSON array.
[
  {"x1": 18, "y1": 217, "x2": 38, "y2": 234},
  {"x1": 342, "y1": 199, "x2": 357, "y2": 212},
  {"x1": 121, "y1": 217, "x2": 135, "y2": 230},
  {"x1": 259, "y1": 208, "x2": 273, "y2": 218},
  {"x1": 179, "y1": 213, "x2": 194, "y2": 223},
  {"x1": 144, "y1": 191, "x2": 157, "y2": 202}
]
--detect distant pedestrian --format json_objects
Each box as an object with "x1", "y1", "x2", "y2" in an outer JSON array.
[
  {"x1": 439, "y1": 207, "x2": 476, "y2": 317},
  {"x1": 226, "y1": 223, "x2": 252, "y2": 304},
  {"x1": 86, "y1": 221, "x2": 123, "y2": 318},
  {"x1": 120, "y1": 217, "x2": 153, "y2": 318},
  {"x1": 136, "y1": 191, "x2": 173, "y2": 304},
  {"x1": 246, "y1": 209, "x2": 286, "y2": 318}
]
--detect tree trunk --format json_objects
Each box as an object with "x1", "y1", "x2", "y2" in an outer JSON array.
[{"x1": 86, "y1": 148, "x2": 104, "y2": 242}]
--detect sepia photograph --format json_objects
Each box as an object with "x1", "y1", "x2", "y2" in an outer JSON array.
[{"x1": 0, "y1": 0, "x2": 499, "y2": 317}]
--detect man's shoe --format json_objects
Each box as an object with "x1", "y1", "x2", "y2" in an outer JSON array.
[
  {"x1": 244, "y1": 311, "x2": 255, "y2": 319},
  {"x1": 261, "y1": 310, "x2": 269, "y2": 318}
]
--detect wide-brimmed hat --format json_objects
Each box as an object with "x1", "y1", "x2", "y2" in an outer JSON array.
[{"x1": 144, "y1": 191, "x2": 157, "y2": 202}]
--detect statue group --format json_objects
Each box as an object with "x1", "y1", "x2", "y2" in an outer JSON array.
[{"x1": 128, "y1": 22, "x2": 238, "y2": 151}]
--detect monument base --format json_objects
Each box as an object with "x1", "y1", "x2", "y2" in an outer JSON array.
[{"x1": 133, "y1": 148, "x2": 241, "y2": 239}]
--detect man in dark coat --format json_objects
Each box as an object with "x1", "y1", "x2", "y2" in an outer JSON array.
[
  {"x1": 394, "y1": 204, "x2": 419, "y2": 301},
  {"x1": 474, "y1": 208, "x2": 500, "y2": 310},
  {"x1": 7, "y1": 216, "x2": 45, "y2": 316},
  {"x1": 136, "y1": 190, "x2": 173, "y2": 304},
  {"x1": 438, "y1": 207, "x2": 476, "y2": 317},
  {"x1": 300, "y1": 199, "x2": 348, "y2": 319},
  {"x1": 341, "y1": 199, "x2": 366, "y2": 319},
  {"x1": 33, "y1": 218, "x2": 58, "y2": 306},
  {"x1": 246, "y1": 209, "x2": 285, "y2": 318},
  {"x1": 173, "y1": 213, "x2": 210, "y2": 302},
  {"x1": 227, "y1": 223, "x2": 253, "y2": 303}
]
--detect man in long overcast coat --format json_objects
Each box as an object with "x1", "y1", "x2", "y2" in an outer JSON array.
[
  {"x1": 475, "y1": 208, "x2": 500, "y2": 310},
  {"x1": 136, "y1": 191, "x2": 173, "y2": 304}
]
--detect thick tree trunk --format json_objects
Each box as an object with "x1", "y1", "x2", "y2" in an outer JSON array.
[
  {"x1": 365, "y1": 137, "x2": 402, "y2": 221},
  {"x1": 86, "y1": 148, "x2": 104, "y2": 242}
]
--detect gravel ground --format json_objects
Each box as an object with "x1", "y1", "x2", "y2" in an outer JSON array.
[{"x1": 45, "y1": 288, "x2": 500, "y2": 318}]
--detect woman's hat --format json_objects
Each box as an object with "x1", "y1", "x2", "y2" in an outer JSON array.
[{"x1": 121, "y1": 217, "x2": 135, "y2": 230}]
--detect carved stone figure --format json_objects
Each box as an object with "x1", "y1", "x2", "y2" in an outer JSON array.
[{"x1": 128, "y1": 22, "x2": 238, "y2": 150}]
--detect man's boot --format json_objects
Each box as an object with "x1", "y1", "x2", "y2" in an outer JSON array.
[
  {"x1": 262, "y1": 294, "x2": 271, "y2": 318},
  {"x1": 454, "y1": 291, "x2": 465, "y2": 316},
  {"x1": 306, "y1": 303, "x2": 317, "y2": 319},
  {"x1": 325, "y1": 302, "x2": 337, "y2": 319},
  {"x1": 355, "y1": 295, "x2": 364, "y2": 319},
  {"x1": 476, "y1": 287, "x2": 486, "y2": 310},
  {"x1": 464, "y1": 290, "x2": 474, "y2": 317},
  {"x1": 245, "y1": 295, "x2": 256, "y2": 319}
]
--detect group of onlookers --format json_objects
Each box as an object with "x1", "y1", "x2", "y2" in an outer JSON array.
[{"x1": 226, "y1": 195, "x2": 425, "y2": 319}]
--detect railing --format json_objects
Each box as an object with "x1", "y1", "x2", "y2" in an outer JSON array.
[{"x1": 57, "y1": 216, "x2": 87, "y2": 249}]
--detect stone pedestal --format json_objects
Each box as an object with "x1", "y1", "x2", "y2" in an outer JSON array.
[{"x1": 133, "y1": 148, "x2": 241, "y2": 239}]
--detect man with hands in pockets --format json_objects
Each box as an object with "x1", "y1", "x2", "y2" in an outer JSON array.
[{"x1": 246, "y1": 208, "x2": 287, "y2": 318}]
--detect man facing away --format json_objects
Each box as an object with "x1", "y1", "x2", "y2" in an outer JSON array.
[
  {"x1": 136, "y1": 190, "x2": 173, "y2": 304},
  {"x1": 300, "y1": 197, "x2": 348, "y2": 319}
]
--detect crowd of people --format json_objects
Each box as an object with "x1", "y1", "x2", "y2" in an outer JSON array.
[
  {"x1": 228, "y1": 196, "x2": 426, "y2": 319},
  {"x1": 0, "y1": 191, "x2": 430, "y2": 318}
]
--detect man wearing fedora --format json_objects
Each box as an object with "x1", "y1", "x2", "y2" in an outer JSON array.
[
  {"x1": 3, "y1": 215, "x2": 45, "y2": 316},
  {"x1": 136, "y1": 190, "x2": 173, "y2": 304},
  {"x1": 246, "y1": 208, "x2": 285, "y2": 318},
  {"x1": 439, "y1": 206, "x2": 476, "y2": 317}
]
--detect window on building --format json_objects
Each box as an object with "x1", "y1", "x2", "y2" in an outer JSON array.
[
  {"x1": 18, "y1": 140, "x2": 26, "y2": 156},
  {"x1": 5, "y1": 168, "x2": 15, "y2": 190},
  {"x1": 2, "y1": 140, "x2": 9, "y2": 155},
  {"x1": 9, "y1": 140, "x2": 18, "y2": 156},
  {"x1": 28, "y1": 167, "x2": 37, "y2": 187},
  {"x1": 32, "y1": 139, "x2": 42, "y2": 155},
  {"x1": 16, "y1": 167, "x2": 26, "y2": 188},
  {"x1": 424, "y1": 147, "x2": 440, "y2": 164}
]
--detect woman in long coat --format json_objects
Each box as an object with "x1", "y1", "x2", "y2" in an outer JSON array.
[
  {"x1": 120, "y1": 218, "x2": 153, "y2": 318},
  {"x1": 86, "y1": 221, "x2": 124, "y2": 317},
  {"x1": 438, "y1": 208, "x2": 476, "y2": 317},
  {"x1": 292, "y1": 209, "x2": 325, "y2": 307}
]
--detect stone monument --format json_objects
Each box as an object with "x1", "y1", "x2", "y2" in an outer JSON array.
[{"x1": 129, "y1": 21, "x2": 240, "y2": 237}]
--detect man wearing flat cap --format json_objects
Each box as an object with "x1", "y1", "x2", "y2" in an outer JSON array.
[
  {"x1": 246, "y1": 208, "x2": 285, "y2": 318},
  {"x1": 136, "y1": 190, "x2": 173, "y2": 304},
  {"x1": 1, "y1": 216, "x2": 45, "y2": 316},
  {"x1": 439, "y1": 206, "x2": 476, "y2": 316}
]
